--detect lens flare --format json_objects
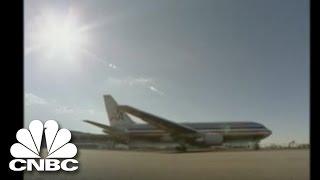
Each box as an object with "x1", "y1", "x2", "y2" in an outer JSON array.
[{"x1": 34, "y1": 10, "x2": 88, "y2": 62}]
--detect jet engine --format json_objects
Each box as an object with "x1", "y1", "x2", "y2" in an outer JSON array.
[{"x1": 196, "y1": 133, "x2": 223, "y2": 146}]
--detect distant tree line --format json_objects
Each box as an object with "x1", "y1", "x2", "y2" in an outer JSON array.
[{"x1": 262, "y1": 141, "x2": 309, "y2": 150}]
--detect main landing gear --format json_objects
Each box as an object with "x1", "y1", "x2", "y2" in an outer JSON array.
[{"x1": 175, "y1": 145, "x2": 187, "y2": 152}]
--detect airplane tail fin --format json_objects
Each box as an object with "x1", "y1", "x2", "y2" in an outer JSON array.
[{"x1": 104, "y1": 95, "x2": 135, "y2": 128}]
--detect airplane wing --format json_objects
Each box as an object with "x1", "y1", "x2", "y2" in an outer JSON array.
[
  {"x1": 83, "y1": 120, "x2": 110, "y2": 129},
  {"x1": 69, "y1": 130, "x2": 111, "y2": 149},
  {"x1": 118, "y1": 105, "x2": 200, "y2": 138},
  {"x1": 71, "y1": 131, "x2": 111, "y2": 141},
  {"x1": 83, "y1": 120, "x2": 129, "y2": 143}
]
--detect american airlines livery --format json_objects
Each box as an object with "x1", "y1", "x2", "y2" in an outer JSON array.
[{"x1": 72, "y1": 95, "x2": 272, "y2": 151}]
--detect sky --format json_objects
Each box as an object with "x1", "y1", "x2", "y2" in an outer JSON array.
[{"x1": 24, "y1": 0, "x2": 309, "y2": 145}]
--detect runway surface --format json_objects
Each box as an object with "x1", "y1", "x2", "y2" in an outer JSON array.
[{"x1": 25, "y1": 149, "x2": 309, "y2": 180}]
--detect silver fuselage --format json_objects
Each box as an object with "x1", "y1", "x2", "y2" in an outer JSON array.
[{"x1": 122, "y1": 121, "x2": 271, "y2": 148}]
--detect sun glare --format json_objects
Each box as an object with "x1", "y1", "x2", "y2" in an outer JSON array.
[{"x1": 35, "y1": 10, "x2": 87, "y2": 61}]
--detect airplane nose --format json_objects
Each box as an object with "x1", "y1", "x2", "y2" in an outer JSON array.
[{"x1": 265, "y1": 129, "x2": 272, "y2": 136}]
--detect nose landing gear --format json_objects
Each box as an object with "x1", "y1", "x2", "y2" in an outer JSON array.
[{"x1": 248, "y1": 142, "x2": 260, "y2": 150}]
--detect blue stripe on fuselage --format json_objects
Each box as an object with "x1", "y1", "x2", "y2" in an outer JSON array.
[{"x1": 126, "y1": 122, "x2": 267, "y2": 131}]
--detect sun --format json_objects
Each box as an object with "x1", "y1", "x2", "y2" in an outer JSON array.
[
  {"x1": 26, "y1": 7, "x2": 111, "y2": 74},
  {"x1": 32, "y1": 9, "x2": 88, "y2": 62},
  {"x1": 39, "y1": 15, "x2": 81, "y2": 55}
]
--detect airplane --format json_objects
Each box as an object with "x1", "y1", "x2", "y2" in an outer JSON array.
[{"x1": 71, "y1": 95, "x2": 272, "y2": 151}]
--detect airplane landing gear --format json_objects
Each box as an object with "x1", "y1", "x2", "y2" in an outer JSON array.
[
  {"x1": 175, "y1": 145, "x2": 187, "y2": 152},
  {"x1": 248, "y1": 142, "x2": 260, "y2": 150},
  {"x1": 253, "y1": 143, "x2": 260, "y2": 150}
]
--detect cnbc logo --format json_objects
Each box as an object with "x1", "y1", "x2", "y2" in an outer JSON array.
[{"x1": 9, "y1": 120, "x2": 78, "y2": 171}]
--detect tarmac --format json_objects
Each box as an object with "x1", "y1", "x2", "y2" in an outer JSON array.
[{"x1": 24, "y1": 149, "x2": 309, "y2": 180}]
